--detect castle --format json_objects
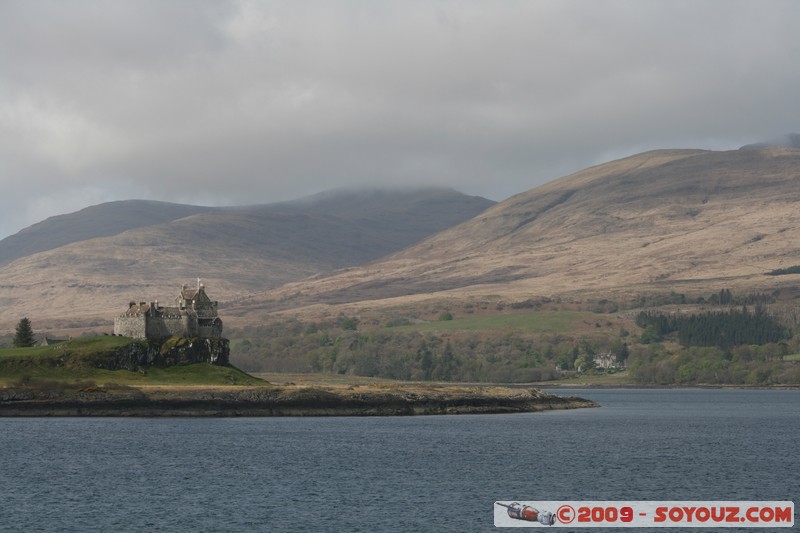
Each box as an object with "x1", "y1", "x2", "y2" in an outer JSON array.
[{"x1": 114, "y1": 282, "x2": 223, "y2": 340}]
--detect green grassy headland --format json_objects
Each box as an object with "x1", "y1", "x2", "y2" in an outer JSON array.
[{"x1": 0, "y1": 336, "x2": 266, "y2": 387}]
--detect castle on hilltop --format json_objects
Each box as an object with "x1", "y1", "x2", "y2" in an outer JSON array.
[{"x1": 113, "y1": 282, "x2": 223, "y2": 340}]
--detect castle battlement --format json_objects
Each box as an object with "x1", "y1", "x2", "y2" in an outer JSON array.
[{"x1": 113, "y1": 282, "x2": 223, "y2": 340}]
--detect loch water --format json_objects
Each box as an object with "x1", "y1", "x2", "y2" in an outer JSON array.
[{"x1": 0, "y1": 389, "x2": 797, "y2": 532}]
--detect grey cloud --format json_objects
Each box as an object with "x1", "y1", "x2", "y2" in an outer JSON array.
[{"x1": 1, "y1": 0, "x2": 800, "y2": 238}]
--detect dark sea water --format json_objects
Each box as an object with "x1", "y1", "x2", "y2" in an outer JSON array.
[{"x1": 0, "y1": 389, "x2": 797, "y2": 532}]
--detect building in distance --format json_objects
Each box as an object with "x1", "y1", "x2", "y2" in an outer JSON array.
[{"x1": 114, "y1": 282, "x2": 223, "y2": 340}]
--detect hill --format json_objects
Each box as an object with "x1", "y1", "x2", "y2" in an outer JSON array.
[
  {"x1": 0, "y1": 200, "x2": 215, "y2": 266},
  {"x1": 740, "y1": 132, "x2": 800, "y2": 150},
  {"x1": 235, "y1": 147, "x2": 800, "y2": 316},
  {"x1": 0, "y1": 187, "x2": 493, "y2": 329}
]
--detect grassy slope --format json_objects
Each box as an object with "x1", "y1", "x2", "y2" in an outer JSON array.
[
  {"x1": 0, "y1": 337, "x2": 266, "y2": 387},
  {"x1": 390, "y1": 310, "x2": 594, "y2": 334},
  {"x1": 0, "y1": 335, "x2": 133, "y2": 358}
]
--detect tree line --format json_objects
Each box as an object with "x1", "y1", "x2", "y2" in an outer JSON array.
[
  {"x1": 626, "y1": 343, "x2": 800, "y2": 386},
  {"x1": 229, "y1": 315, "x2": 800, "y2": 386},
  {"x1": 230, "y1": 319, "x2": 630, "y2": 383},
  {"x1": 635, "y1": 307, "x2": 789, "y2": 349}
]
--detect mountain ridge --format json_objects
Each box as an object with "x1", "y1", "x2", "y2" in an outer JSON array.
[
  {"x1": 0, "y1": 200, "x2": 216, "y2": 266},
  {"x1": 232, "y1": 147, "x2": 800, "y2": 317},
  {"x1": 0, "y1": 187, "x2": 494, "y2": 328},
  {"x1": 6, "y1": 146, "x2": 800, "y2": 330}
]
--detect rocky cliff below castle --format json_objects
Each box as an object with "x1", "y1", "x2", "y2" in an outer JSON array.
[{"x1": 90, "y1": 337, "x2": 230, "y2": 370}]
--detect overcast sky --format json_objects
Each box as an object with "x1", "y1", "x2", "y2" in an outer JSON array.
[{"x1": 1, "y1": 1, "x2": 799, "y2": 239}]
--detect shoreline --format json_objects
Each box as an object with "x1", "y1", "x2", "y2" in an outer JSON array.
[
  {"x1": 0, "y1": 384, "x2": 598, "y2": 417},
  {"x1": 536, "y1": 383, "x2": 800, "y2": 390}
]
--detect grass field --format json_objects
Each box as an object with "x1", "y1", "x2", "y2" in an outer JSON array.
[
  {"x1": 252, "y1": 372, "x2": 403, "y2": 386},
  {"x1": 784, "y1": 353, "x2": 800, "y2": 362},
  {"x1": 252, "y1": 370, "x2": 636, "y2": 388},
  {"x1": 0, "y1": 336, "x2": 133, "y2": 359},
  {"x1": 537, "y1": 371, "x2": 632, "y2": 386},
  {"x1": 0, "y1": 337, "x2": 266, "y2": 387},
  {"x1": 0, "y1": 364, "x2": 266, "y2": 387},
  {"x1": 390, "y1": 310, "x2": 596, "y2": 334}
]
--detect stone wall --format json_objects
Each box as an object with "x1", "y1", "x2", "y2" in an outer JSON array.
[
  {"x1": 113, "y1": 316, "x2": 147, "y2": 339},
  {"x1": 116, "y1": 315, "x2": 206, "y2": 340},
  {"x1": 145, "y1": 316, "x2": 195, "y2": 339}
]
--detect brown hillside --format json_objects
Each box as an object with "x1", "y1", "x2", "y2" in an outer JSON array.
[
  {"x1": 0, "y1": 188, "x2": 493, "y2": 329},
  {"x1": 0, "y1": 200, "x2": 215, "y2": 266},
  {"x1": 236, "y1": 147, "x2": 800, "y2": 317}
]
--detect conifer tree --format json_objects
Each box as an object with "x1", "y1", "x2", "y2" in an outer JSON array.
[{"x1": 13, "y1": 317, "x2": 35, "y2": 348}]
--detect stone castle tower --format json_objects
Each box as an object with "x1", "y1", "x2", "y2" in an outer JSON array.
[{"x1": 113, "y1": 282, "x2": 223, "y2": 340}]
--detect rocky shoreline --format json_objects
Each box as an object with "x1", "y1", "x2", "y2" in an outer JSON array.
[{"x1": 0, "y1": 384, "x2": 598, "y2": 417}]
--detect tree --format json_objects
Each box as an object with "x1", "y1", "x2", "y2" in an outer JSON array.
[
  {"x1": 417, "y1": 341, "x2": 433, "y2": 380},
  {"x1": 13, "y1": 317, "x2": 35, "y2": 348}
]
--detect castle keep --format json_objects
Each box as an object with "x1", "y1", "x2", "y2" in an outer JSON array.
[{"x1": 114, "y1": 283, "x2": 223, "y2": 340}]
